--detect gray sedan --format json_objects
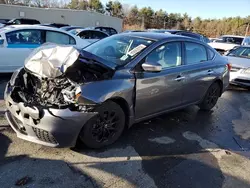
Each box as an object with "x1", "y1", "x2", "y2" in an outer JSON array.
[
  {"x1": 225, "y1": 46, "x2": 250, "y2": 88},
  {"x1": 4, "y1": 33, "x2": 230, "y2": 148}
]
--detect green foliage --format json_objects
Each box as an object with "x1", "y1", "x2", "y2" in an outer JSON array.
[
  {"x1": 105, "y1": 0, "x2": 123, "y2": 18},
  {"x1": 89, "y1": 0, "x2": 104, "y2": 13}
]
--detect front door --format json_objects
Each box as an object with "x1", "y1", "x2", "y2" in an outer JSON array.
[{"x1": 135, "y1": 42, "x2": 184, "y2": 120}]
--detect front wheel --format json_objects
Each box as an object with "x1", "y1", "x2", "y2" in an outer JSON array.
[
  {"x1": 79, "y1": 101, "x2": 125, "y2": 149},
  {"x1": 199, "y1": 82, "x2": 221, "y2": 111}
]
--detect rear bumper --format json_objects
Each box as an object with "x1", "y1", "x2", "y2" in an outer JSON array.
[{"x1": 5, "y1": 83, "x2": 96, "y2": 148}]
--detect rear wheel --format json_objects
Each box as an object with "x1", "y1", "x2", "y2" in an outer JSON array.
[
  {"x1": 79, "y1": 101, "x2": 125, "y2": 149},
  {"x1": 199, "y1": 82, "x2": 221, "y2": 111}
]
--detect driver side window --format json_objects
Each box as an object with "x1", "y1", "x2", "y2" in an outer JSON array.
[{"x1": 145, "y1": 42, "x2": 182, "y2": 69}]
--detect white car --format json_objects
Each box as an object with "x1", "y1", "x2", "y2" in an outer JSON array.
[
  {"x1": 209, "y1": 35, "x2": 250, "y2": 54},
  {"x1": 224, "y1": 46, "x2": 250, "y2": 88},
  {"x1": 0, "y1": 25, "x2": 90, "y2": 73}
]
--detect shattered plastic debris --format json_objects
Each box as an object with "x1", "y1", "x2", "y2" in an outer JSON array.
[{"x1": 24, "y1": 44, "x2": 80, "y2": 78}]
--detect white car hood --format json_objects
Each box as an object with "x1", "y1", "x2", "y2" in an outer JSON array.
[
  {"x1": 208, "y1": 42, "x2": 239, "y2": 51},
  {"x1": 24, "y1": 44, "x2": 80, "y2": 78}
]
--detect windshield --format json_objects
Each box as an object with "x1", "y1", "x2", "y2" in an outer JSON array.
[
  {"x1": 219, "y1": 36, "x2": 244, "y2": 45},
  {"x1": 228, "y1": 47, "x2": 250, "y2": 59},
  {"x1": 83, "y1": 35, "x2": 154, "y2": 67}
]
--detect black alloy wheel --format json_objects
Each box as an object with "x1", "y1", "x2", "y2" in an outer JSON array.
[
  {"x1": 199, "y1": 82, "x2": 221, "y2": 111},
  {"x1": 79, "y1": 101, "x2": 125, "y2": 149}
]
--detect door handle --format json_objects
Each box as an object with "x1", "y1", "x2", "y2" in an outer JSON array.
[
  {"x1": 175, "y1": 76, "x2": 185, "y2": 81},
  {"x1": 208, "y1": 70, "x2": 214, "y2": 74}
]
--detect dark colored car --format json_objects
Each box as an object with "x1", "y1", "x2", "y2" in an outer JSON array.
[
  {"x1": 5, "y1": 18, "x2": 40, "y2": 25},
  {"x1": 94, "y1": 26, "x2": 118, "y2": 35},
  {"x1": 60, "y1": 26, "x2": 85, "y2": 31},
  {"x1": 0, "y1": 19, "x2": 10, "y2": 24},
  {"x1": 123, "y1": 30, "x2": 144, "y2": 33},
  {"x1": 76, "y1": 29, "x2": 109, "y2": 42},
  {"x1": 151, "y1": 29, "x2": 210, "y2": 43},
  {"x1": 40, "y1": 23, "x2": 70, "y2": 28},
  {"x1": 5, "y1": 32, "x2": 229, "y2": 149}
]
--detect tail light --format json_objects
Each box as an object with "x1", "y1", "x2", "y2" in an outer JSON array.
[{"x1": 227, "y1": 63, "x2": 232, "y2": 71}]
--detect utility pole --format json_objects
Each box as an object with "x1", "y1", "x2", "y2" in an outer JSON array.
[
  {"x1": 245, "y1": 23, "x2": 249, "y2": 36},
  {"x1": 141, "y1": 16, "x2": 145, "y2": 30}
]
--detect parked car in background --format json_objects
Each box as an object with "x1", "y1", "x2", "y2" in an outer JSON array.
[
  {"x1": 4, "y1": 18, "x2": 40, "y2": 26},
  {"x1": 209, "y1": 35, "x2": 250, "y2": 54},
  {"x1": 75, "y1": 29, "x2": 109, "y2": 43},
  {"x1": 0, "y1": 25, "x2": 90, "y2": 73},
  {"x1": 150, "y1": 29, "x2": 210, "y2": 43},
  {"x1": 94, "y1": 26, "x2": 118, "y2": 35},
  {"x1": 122, "y1": 30, "x2": 144, "y2": 33},
  {"x1": 0, "y1": 19, "x2": 10, "y2": 24},
  {"x1": 40, "y1": 23, "x2": 69, "y2": 28},
  {"x1": 0, "y1": 18, "x2": 40, "y2": 29},
  {"x1": 60, "y1": 26, "x2": 85, "y2": 31},
  {"x1": 224, "y1": 46, "x2": 250, "y2": 88},
  {"x1": 209, "y1": 38, "x2": 219, "y2": 42},
  {"x1": 4, "y1": 32, "x2": 229, "y2": 148}
]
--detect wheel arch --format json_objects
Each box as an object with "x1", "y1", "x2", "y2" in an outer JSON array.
[
  {"x1": 109, "y1": 97, "x2": 131, "y2": 129},
  {"x1": 213, "y1": 79, "x2": 223, "y2": 96}
]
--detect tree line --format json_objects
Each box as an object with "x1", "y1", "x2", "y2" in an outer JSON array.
[{"x1": 1, "y1": 0, "x2": 250, "y2": 37}]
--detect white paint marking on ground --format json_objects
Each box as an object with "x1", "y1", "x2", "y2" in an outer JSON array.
[
  {"x1": 2, "y1": 137, "x2": 157, "y2": 188},
  {"x1": 232, "y1": 107, "x2": 250, "y2": 140},
  {"x1": 148, "y1": 136, "x2": 175, "y2": 145},
  {"x1": 183, "y1": 131, "x2": 250, "y2": 188}
]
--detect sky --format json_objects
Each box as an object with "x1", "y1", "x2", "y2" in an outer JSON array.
[{"x1": 101, "y1": 0, "x2": 250, "y2": 19}]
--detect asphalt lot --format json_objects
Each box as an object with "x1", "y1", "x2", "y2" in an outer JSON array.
[{"x1": 1, "y1": 75, "x2": 250, "y2": 188}]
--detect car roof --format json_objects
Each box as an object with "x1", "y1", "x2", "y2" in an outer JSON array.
[
  {"x1": 1, "y1": 25, "x2": 64, "y2": 31},
  {"x1": 0, "y1": 25, "x2": 77, "y2": 38},
  {"x1": 221, "y1": 35, "x2": 245, "y2": 38},
  {"x1": 119, "y1": 32, "x2": 186, "y2": 41}
]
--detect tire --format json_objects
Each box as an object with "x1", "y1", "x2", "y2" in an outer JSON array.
[
  {"x1": 199, "y1": 82, "x2": 221, "y2": 111},
  {"x1": 79, "y1": 101, "x2": 125, "y2": 149}
]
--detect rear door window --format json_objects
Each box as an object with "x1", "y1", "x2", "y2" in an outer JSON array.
[
  {"x1": 207, "y1": 48, "x2": 215, "y2": 60},
  {"x1": 6, "y1": 29, "x2": 43, "y2": 47},
  {"x1": 78, "y1": 31, "x2": 91, "y2": 39},
  {"x1": 184, "y1": 42, "x2": 208, "y2": 65},
  {"x1": 46, "y1": 31, "x2": 76, "y2": 45}
]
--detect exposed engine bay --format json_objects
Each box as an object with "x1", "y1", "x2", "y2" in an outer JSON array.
[{"x1": 9, "y1": 45, "x2": 114, "y2": 109}]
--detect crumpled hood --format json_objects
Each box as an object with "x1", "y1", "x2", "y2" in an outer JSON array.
[{"x1": 24, "y1": 44, "x2": 80, "y2": 78}]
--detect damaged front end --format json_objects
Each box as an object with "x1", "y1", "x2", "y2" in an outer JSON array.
[{"x1": 5, "y1": 44, "x2": 114, "y2": 147}]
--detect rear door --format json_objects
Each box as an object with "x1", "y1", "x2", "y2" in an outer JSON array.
[
  {"x1": 0, "y1": 29, "x2": 43, "y2": 72},
  {"x1": 135, "y1": 42, "x2": 184, "y2": 119},
  {"x1": 181, "y1": 42, "x2": 217, "y2": 105}
]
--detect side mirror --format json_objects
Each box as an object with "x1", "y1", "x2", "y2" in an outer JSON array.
[
  {"x1": 142, "y1": 62, "x2": 162, "y2": 72},
  {"x1": 0, "y1": 38, "x2": 4, "y2": 45}
]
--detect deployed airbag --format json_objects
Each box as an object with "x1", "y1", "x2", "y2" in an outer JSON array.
[{"x1": 24, "y1": 44, "x2": 80, "y2": 78}]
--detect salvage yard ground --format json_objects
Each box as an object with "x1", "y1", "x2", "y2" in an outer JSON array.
[{"x1": 1, "y1": 80, "x2": 250, "y2": 187}]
